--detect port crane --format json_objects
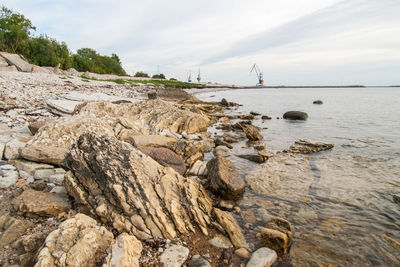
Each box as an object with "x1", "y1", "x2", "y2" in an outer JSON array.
[
  {"x1": 197, "y1": 69, "x2": 201, "y2": 83},
  {"x1": 187, "y1": 71, "x2": 192, "y2": 83},
  {"x1": 250, "y1": 63, "x2": 264, "y2": 86}
]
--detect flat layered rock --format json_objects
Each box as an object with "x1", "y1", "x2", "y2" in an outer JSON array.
[
  {"x1": 63, "y1": 133, "x2": 212, "y2": 240},
  {"x1": 214, "y1": 208, "x2": 248, "y2": 249},
  {"x1": 12, "y1": 189, "x2": 71, "y2": 218},
  {"x1": 103, "y1": 233, "x2": 143, "y2": 267},
  {"x1": 0, "y1": 52, "x2": 33, "y2": 72},
  {"x1": 284, "y1": 139, "x2": 334, "y2": 154},
  {"x1": 21, "y1": 116, "x2": 114, "y2": 165},
  {"x1": 46, "y1": 99, "x2": 83, "y2": 114},
  {"x1": 61, "y1": 91, "x2": 134, "y2": 103}
]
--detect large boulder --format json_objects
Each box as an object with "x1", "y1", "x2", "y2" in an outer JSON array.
[
  {"x1": 35, "y1": 213, "x2": 114, "y2": 267},
  {"x1": 283, "y1": 111, "x2": 308, "y2": 121},
  {"x1": 207, "y1": 157, "x2": 245, "y2": 200},
  {"x1": 62, "y1": 133, "x2": 212, "y2": 240},
  {"x1": 21, "y1": 116, "x2": 114, "y2": 165}
]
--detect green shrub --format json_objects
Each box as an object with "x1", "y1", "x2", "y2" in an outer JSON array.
[
  {"x1": 134, "y1": 71, "x2": 150, "y2": 78},
  {"x1": 152, "y1": 73, "x2": 166, "y2": 79}
]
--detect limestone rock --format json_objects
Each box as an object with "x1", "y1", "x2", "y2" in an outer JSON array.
[
  {"x1": 34, "y1": 168, "x2": 66, "y2": 184},
  {"x1": 260, "y1": 217, "x2": 293, "y2": 259},
  {"x1": 246, "y1": 247, "x2": 277, "y2": 267},
  {"x1": 283, "y1": 111, "x2": 308, "y2": 120},
  {"x1": 208, "y1": 234, "x2": 233, "y2": 249},
  {"x1": 130, "y1": 135, "x2": 177, "y2": 147},
  {"x1": 214, "y1": 208, "x2": 248, "y2": 249},
  {"x1": 235, "y1": 248, "x2": 251, "y2": 258},
  {"x1": 0, "y1": 52, "x2": 33, "y2": 72},
  {"x1": 103, "y1": 233, "x2": 142, "y2": 267},
  {"x1": 284, "y1": 139, "x2": 334, "y2": 154},
  {"x1": 35, "y1": 213, "x2": 114, "y2": 267},
  {"x1": 207, "y1": 157, "x2": 245, "y2": 200},
  {"x1": 0, "y1": 168, "x2": 19, "y2": 188},
  {"x1": 10, "y1": 159, "x2": 54, "y2": 175},
  {"x1": 12, "y1": 189, "x2": 71, "y2": 218},
  {"x1": 4, "y1": 138, "x2": 27, "y2": 160},
  {"x1": 78, "y1": 100, "x2": 210, "y2": 134},
  {"x1": 63, "y1": 133, "x2": 212, "y2": 240},
  {"x1": 28, "y1": 119, "x2": 52, "y2": 135},
  {"x1": 160, "y1": 245, "x2": 189, "y2": 267},
  {"x1": 237, "y1": 154, "x2": 267, "y2": 163},
  {"x1": 141, "y1": 147, "x2": 186, "y2": 175},
  {"x1": 243, "y1": 124, "x2": 263, "y2": 141},
  {"x1": 189, "y1": 160, "x2": 208, "y2": 176},
  {"x1": 0, "y1": 213, "x2": 33, "y2": 248},
  {"x1": 169, "y1": 140, "x2": 204, "y2": 167},
  {"x1": 213, "y1": 146, "x2": 232, "y2": 157},
  {"x1": 21, "y1": 116, "x2": 114, "y2": 165}
]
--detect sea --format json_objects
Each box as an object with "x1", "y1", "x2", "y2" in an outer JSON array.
[{"x1": 197, "y1": 87, "x2": 400, "y2": 266}]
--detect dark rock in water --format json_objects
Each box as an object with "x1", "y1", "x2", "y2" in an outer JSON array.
[
  {"x1": 233, "y1": 120, "x2": 252, "y2": 130},
  {"x1": 238, "y1": 114, "x2": 255, "y2": 120},
  {"x1": 276, "y1": 117, "x2": 280, "y2": 119},
  {"x1": 243, "y1": 125, "x2": 263, "y2": 141},
  {"x1": 237, "y1": 154, "x2": 266, "y2": 164},
  {"x1": 250, "y1": 111, "x2": 261, "y2": 116},
  {"x1": 220, "y1": 98, "x2": 229, "y2": 106},
  {"x1": 284, "y1": 139, "x2": 333, "y2": 154},
  {"x1": 283, "y1": 111, "x2": 308, "y2": 120},
  {"x1": 215, "y1": 138, "x2": 233, "y2": 149},
  {"x1": 148, "y1": 92, "x2": 157, "y2": 99},
  {"x1": 261, "y1": 115, "x2": 272, "y2": 120},
  {"x1": 207, "y1": 157, "x2": 245, "y2": 200},
  {"x1": 260, "y1": 217, "x2": 293, "y2": 259},
  {"x1": 142, "y1": 147, "x2": 186, "y2": 175},
  {"x1": 313, "y1": 100, "x2": 323, "y2": 104}
]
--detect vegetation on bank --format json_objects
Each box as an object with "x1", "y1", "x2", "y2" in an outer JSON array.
[
  {"x1": 80, "y1": 75, "x2": 205, "y2": 88},
  {"x1": 0, "y1": 6, "x2": 126, "y2": 75}
]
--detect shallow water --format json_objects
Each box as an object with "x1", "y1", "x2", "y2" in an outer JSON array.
[{"x1": 198, "y1": 87, "x2": 400, "y2": 266}]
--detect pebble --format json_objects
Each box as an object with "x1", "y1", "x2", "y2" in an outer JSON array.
[
  {"x1": 235, "y1": 248, "x2": 251, "y2": 258},
  {"x1": 246, "y1": 247, "x2": 277, "y2": 267}
]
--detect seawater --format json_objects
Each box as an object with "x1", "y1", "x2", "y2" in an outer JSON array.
[{"x1": 197, "y1": 87, "x2": 400, "y2": 266}]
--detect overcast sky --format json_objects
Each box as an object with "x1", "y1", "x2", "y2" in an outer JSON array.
[{"x1": 3, "y1": 0, "x2": 400, "y2": 85}]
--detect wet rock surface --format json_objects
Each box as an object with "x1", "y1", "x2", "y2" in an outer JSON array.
[
  {"x1": 284, "y1": 139, "x2": 334, "y2": 154},
  {"x1": 283, "y1": 111, "x2": 308, "y2": 120},
  {"x1": 207, "y1": 157, "x2": 245, "y2": 200}
]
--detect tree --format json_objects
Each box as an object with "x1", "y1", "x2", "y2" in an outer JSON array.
[
  {"x1": 134, "y1": 71, "x2": 150, "y2": 78},
  {"x1": 27, "y1": 35, "x2": 71, "y2": 69},
  {"x1": 152, "y1": 73, "x2": 166, "y2": 79},
  {"x1": 0, "y1": 6, "x2": 36, "y2": 54}
]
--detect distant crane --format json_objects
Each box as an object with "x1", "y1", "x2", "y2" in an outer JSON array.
[
  {"x1": 187, "y1": 71, "x2": 192, "y2": 83},
  {"x1": 250, "y1": 63, "x2": 264, "y2": 86},
  {"x1": 197, "y1": 69, "x2": 201, "y2": 83}
]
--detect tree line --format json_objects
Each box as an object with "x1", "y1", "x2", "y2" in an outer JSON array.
[{"x1": 0, "y1": 6, "x2": 127, "y2": 75}]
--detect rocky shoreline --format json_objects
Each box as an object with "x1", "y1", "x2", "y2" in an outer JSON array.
[{"x1": 0, "y1": 59, "x2": 335, "y2": 267}]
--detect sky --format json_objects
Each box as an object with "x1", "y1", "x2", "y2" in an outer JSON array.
[{"x1": 3, "y1": 0, "x2": 400, "y2": 86}]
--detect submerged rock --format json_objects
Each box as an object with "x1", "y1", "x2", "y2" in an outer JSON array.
[
  {"x1": 284, "y1": 139, "x2": 334, "y2": 154},
  {"x1": 63, "y1": 133, "x2": 212, "y2": 240},
  {"x1": 207, "y1": 157, "x2": 245, "y2": 200},
  {"x1": 283, "y1": 111, "x2": 308, "y2": 121},
  {"x1": 260, "y1": 217, "x2": 293, "y2": 259},
  {"x1": 313, "y1": 100, "x2": 323, "y2": 104}
]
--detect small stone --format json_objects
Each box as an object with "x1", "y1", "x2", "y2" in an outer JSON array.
[
  {"x1": 160, "y1": 245, "x2": 189, "y2": 267},
  {"x1": 246, "y1": 247, "x2": 277, "y2": 267},
  {"x1": 213, "y1": 146, "x2": 232, "y2": 157},
  {"x1": 208, "y1": 234, "x2": 233, "y2": 249},
  {"x1": 235, "y1": 248, "x2": 250, "y2": 258},
  {"x1": 189, "y1": 255, "x2": 211, "y2": 267}
]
